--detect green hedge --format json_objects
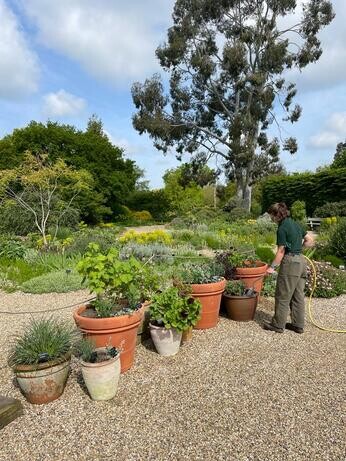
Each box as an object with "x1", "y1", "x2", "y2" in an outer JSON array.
[{"x1": 262, "y1": 168, "x2": 346, "y2": 215}]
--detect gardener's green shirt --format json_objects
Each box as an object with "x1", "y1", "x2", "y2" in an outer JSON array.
[{"x1": 277, "y1": 217, "x2": 306, "y2": 254}]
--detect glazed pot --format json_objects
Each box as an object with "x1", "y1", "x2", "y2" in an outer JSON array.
[
  {"x1": 223, "y1": 294, "x2": 257, "y2": 322},
  {"x1": 181, "y1": 326, "x2": 193, "y2": 343},
  {"x1": 149, "y1": 323, "x2": 182, "y2": 356},
  {"x1": 14, "y1": 354, "x2": 71, "y2": 404},
  {"x1": 235, "y1": 261, "x2": 267, "y2": 295},
  {"x1": 190, "y1": 278, "x2": 226, "y2": 329},
  {"x1": 73, "y1": 305, "x2": 144, "y2": 373},
  {"x1": 81, "y1": 349, "x2": 121, "y2": 401}
]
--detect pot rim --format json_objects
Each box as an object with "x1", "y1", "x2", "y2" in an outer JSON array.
[
  {"x1": 13, "y1": 352, "x2": 71, "y2": 373},
  {"x1": 223, "y1": 293, "x2": 257, "y2": 300},
  {"x1": 74, "y1": 302, "x2": 145, "y2": 320},
  {"x1": 81, "y1": 349, "x2": 120, "y2": 369}
]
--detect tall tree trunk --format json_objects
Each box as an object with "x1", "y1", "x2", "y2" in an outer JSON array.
[{"x1": 235, "y1": 172, "x2": 252, "y2": 212}]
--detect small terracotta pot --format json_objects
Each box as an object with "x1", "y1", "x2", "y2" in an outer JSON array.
[
  {"x1": 81, "y1": 349, "x2": 121, "y2": 401},
  {"x1": 235, "y1": 261, "x2": 267, "y2": 304},
  {"x1": 181, "y1": 327, "x2": 193, "y2": 343},
  {"x1": 14, "y1": 354, "x2": 71, "y2": 404},
  {"x1": 149, "y1": 323, "x2": 182, "y2": 356},
  {"x1": 223, "y1": 294, "x2": 257, "y2": 322},
  {"x1": 73, "y1": 305, "x2": 145, "y2": 373},
  {"x1": 190, "y1": 278, "x2": 226, "y2": 329}
]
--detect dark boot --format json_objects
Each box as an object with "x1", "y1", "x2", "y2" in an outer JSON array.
[
  {"x1": 262, "y1": 322, "x2": 284, "y2": 333},
  {"x1": 285, "y1": 323, "x2": 304, "y2": 334}
]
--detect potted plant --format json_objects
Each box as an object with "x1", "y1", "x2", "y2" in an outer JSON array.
[
  {"x1": 74, "y1": 243, "x2": 159, "y2": 373},
  {"x1": 176, "y1": 261, "x2": 226, "y2": 329},
  {"x1": 149, "y1": 286, "x2": 201, "y2": 356},
  {"x1": 8, "y1": 318, "x2": 76, "y2": 404},
  {"x1": 74, "y1": 339, "x2": 121, "y2": 401},
  {"x1": 223, "y1": 280, "x2": 257, "y2": 321}
]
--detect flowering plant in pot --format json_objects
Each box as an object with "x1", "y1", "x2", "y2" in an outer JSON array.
[
  {"x1": 149, "y1": 286, "x2": 201, "y2": 356},
  {"x1": 223, "y1": 280, "x2": 257, "y2": 322},
  {"x1": 74, "y1": 339, "x2": 121, "y2": 401},
  {"x1": 8, "y1": 318, "x2": 76, "y2": 404},
  {"x1": 175, "y1": 261, "x2": 226, "y2": 329},
  {"x1": 74, "y1": 243, "x2": 159, "y2": 372}
]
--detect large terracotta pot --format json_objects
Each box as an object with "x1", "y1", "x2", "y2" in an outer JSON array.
[
  {"x1": 223, "y1": 294, "x2": 257, "y2": 322},
  {"x1": 81, "y1": 349, "x2": 121, "y2": 401},
  {"x1": 235, "y1": 261, "x2": 267, "y2": 293},
  {"x1": 14, "y1": 354, "x2": 71, "y2": 404},
  {"x1": 73, "y1": 305, "x2": 144, "y2": 373},
  {"x1": 190, "y1": 278, "x2": 226, "y2": 329}
]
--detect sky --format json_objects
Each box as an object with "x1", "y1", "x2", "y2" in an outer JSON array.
[{"x1": 0, "y1": 0, "x2": 345, "y2": 188}]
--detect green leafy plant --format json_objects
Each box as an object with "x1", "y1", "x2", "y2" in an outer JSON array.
[
  {"x1": 290, "y1": 200, "x2": 307, "y2": 228},
  {"x1": 176, "y1": 261, "x2": 224, "y2": 284},
  {"x1": 255, "y1": 246, "x2": 275, "y2": 264},
  {"x1": 0, "y1": 238, "x2": 27, "y2": 259},
  {"x1": 305, "y1": 261, "x2": 346, "y2": 298},
  {"x1": 329, "y1": 218, "x2": 346, "y2": 259},
  {"x1": 149, "y1": 287, "x2": 201, "y2": 332},
  {"x1": 224, "y1": 280, "x2": 247, "y2": 296},
  {"x1": 9, "y1": 317, "x2": 77, "y2": 366},
  {"x1": 74, "y1": 338, "x2": 120, "y2": 363},
  {"x1": 314, "y1": 201, "x2": 346, "y2": 218}
]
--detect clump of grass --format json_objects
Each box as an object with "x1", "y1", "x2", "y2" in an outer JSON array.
[
  {"x1": 21, "y1": 269, "x2": 83, "y2": 294},
  {"x1": 9, "y1": 317, "x2": 77, "y2": 366}
]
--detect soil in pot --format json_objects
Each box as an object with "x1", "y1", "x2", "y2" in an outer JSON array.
[
  {"x1": 149, "y1": 323, "x2": 182, "y2": 356},
  {"x1": 190, "y1": 278, "x2": 226, "y2": 329},
  {"x1": 74, "y1": 305, "x2": 143, "y2": 373},
  {"x1": 81, "y1": 348, "x2": 121, "y2": 401},
  {"x1": 223, "y1": 294, "x2": 257, "y2": 322},
  {"x1": 14, "y1": 354, "x2": 71, "y2": 404}
]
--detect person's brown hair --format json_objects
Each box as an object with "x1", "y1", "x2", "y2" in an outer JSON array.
[{"x1": 268, "y1": 202, "x2": 290, "y2": 222}]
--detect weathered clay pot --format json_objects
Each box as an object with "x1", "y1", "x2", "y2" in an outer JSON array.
[
  {"x1": 14, "y1": 354, "x2": 71, "y2": 404},
  {"x1": 149, "y1": 323, "x2": 182, "y2": 356},
  {"x1": 235, "y1": 261, "x2": 267, "y2": 293},
  {"x1": 73, "y1": 305, "x2": 144, "y2": 373},
  {"x1": 223, "y1": 294, "x2": 257, "y2": 322},
  {"x1": 81, "y1": 349, "x2": 121, "y2": 401},
  {"x1": 181, "y1": 327, "x2": 193, "y2": 343},
  {"x1": 190, "y1": 278, "x2": 226, "y2": 329}
]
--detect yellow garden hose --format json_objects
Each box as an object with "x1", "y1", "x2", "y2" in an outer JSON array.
[{"x1": 303, "y1": 255, "x2": 346, "y2": 333}]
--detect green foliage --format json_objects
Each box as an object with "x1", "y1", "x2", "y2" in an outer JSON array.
[
  {"x1": 262, "y1": 169, "x2": 346, "y2": 215},
  {"x1": 66, "y1": 227, "x2": 118, "y2": 255},
  {"x1": 0, "y1": 257, "x2": 48, "y2": 291},
  {"x1": 290, "y1": 200, "x2": 307, "y2": 227},
  {"x1": 262, "y1": 276, "x2": 277, "y2": 297},
  {"x1": 9, "y1": 317, "x2": 77, "y2": 366},
  {"x1": 331, "y1": 142, "x2": 346, "y2": 169},
  {"x1": 228, "y1": 207, "x2": 252, "y2": 221},
  {"x1": 0, "y1": 200, "x2": 36, "y2": 235},
  {"x1": 149, "y1": 287, "x2": 201, "y2": 332},
  {"x1": 322, "y1": 255, "x2": 345, "y2": 268},
  {"x1": 305, "y1": 262, "x2": 346, "y2": 298},
  {"x1": 74, "y1": 338, "x2": 120, "y2": 363},
  {"x1": 126, "y1": 189, "x2": 171, "y2": 221},
  {"x1": 120, "y1": 243, "x2": 173, "y2": 263},
  {"x1": 255, "y1": 246, "x2": 275, "y2": 264},
  {"x1": 20, "y1": 269, "x2": 83, "y2": 294},
  {"x1": 177, "y1": 261, "x2": 224, "y2": 284},
  {"x1": 329, "y1": 219, "x2": 346, "y2": 259},
  {"x1": 0, "y1": 238, "x2": 27, "y2": 259},
  {"x1": 224, "y1": 280, "x2": 246, "y2": 296},
  {"x1": 313, "y1": 201, "x2": 346, "y2": 217},
  {"x1": 119, "y1": 229, "x2": 172, "y2": 245}
]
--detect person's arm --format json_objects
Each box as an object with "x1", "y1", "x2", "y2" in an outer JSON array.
[{"x1": 266, "y1": 245, "x2": 285, "y2": 274}]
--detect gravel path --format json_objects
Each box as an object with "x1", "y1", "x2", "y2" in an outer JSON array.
[{"x1": 0, "y1": 291, "x2": 345, "y2": 461}]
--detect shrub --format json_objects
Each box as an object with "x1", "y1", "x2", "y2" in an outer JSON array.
[
  {"x1": 149, "y1": 287, "x2": 201, "y2": 332},
  {"x1": 66, "y1": 228, "x2": 117, "y2": 255},
  {"x1": 0, "y1": 238, "x2": 27, "y2": 259},
  {"x1": 290, "y1": 200, "x2": 307, "y2": 228},
  {"x1": 8, "y1": 317, "x2": 77, "y2": 366},
  {"x1": 262, "y1": 276, "x2": 277, "y2": 297},
  {"x1": 255, "y1": 246, "x2": 275, "y2": 264},
  {"x1": 228, "y1": 207, "x2": 251, "y2": 221},
  {"x1": 176, "y1": 261, "x2": 224, "y2": 284},
  {"x1": 322, "y1": 255, "x2": 345, "y2": 268},
  {"x1": 329, "y1": 219, "x2": 346, "y2": 259},
  {"x1": 305, "y1": 261, "x2": 346, "y2": 298},
  {"x1": 131, "y1": 210, "x2": 153, "y2": 222},
  {"x1": 224, "y1": 280, "x2": 247, "y2": 296},
  {"x1": 313, "y1": 201, "x2": 346, "y2": 217},
  {"x1": 21, "y1": 269, "x2": 83, "y2": 294},
  {"x1": 0, "y1": 257, "x2": 49, "y2": 288},
  {"x1": 120, "y1": 243, "x2": 173, "y2": 263},
  {"x1": 119, "y1": 229, "x2": 172, "y2": 245},
  {"x1": 0, "y1": 200, "x2": 36, "y2": 235}
]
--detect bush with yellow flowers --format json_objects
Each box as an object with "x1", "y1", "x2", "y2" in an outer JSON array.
[{"x1": 119, "y1": 229, "x2": 173, "y2": 245}]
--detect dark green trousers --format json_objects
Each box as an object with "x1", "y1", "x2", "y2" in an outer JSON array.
[{"x1": 272, "y1": 254, "x2": 307, "y2": 330}]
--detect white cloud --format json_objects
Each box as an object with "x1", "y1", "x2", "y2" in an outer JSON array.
[
  {"x1": 43, "y1": 89, "x2": 86, "y2": 117},
  {"x1": 0, "y1": 0, "x2": 39, "y2": 99},
  {"x1": 308, "y1": 112, "x2": 346, "y2": 149},
  {"x1": 18, "y1": 0, "x2": 174, "y2": 86}
]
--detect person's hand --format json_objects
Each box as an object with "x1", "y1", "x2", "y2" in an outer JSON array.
[{"x1": 266, "y1": 266, "x2": 275, "y2": 275}]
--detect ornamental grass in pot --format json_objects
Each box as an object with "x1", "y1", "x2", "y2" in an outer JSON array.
[
  {"x1": 74, "y1": 243, "x2": 159, "y2": 373},
  {"x1": 149, "y1": 286, "x2": 201, "y2": 356},
  {"x1": 223, "y1": 280, "x2": 257, "y2": 322},
  {"x1": 175, "y1": 261, "x2": 226, "y2": 329},
  {"x1": 74, "y1": 339, "x2": 121, "y2": 401},
  {"x1": 9, "y1": 318, "x2": 76, "y2": 404}
]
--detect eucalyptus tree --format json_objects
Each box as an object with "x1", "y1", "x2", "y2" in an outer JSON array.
[{"x1": 132, "y1": 0, "x2": 334, "y2": 210}]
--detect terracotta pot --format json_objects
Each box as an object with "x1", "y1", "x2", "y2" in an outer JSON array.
[
  {"x1": 181, "y1": 327, "x2": 193, "y2": 343},
  {"x1": 223, "y1": 294, "x2": 257, "y2": 322},
  {"x1": 73, "y1": 305, "x2": 144, "y2": 373},
  {"x1": 81, "y1": 349, "x2": 121, "y2": 401},
  {"x1": 235, "y1": 261, "x2": 267, "y2": 294},
  {"x1": 190, "y1": 278, "x2": 226, "y2": 329},
  {"x1": 14, "y1": 354, "x2": 71, "y2": 404},
  {"x1": 149, "y1": 323, "x2": 182, "y2": 356}
]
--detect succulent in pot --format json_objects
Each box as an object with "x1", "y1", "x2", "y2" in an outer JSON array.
[
  {"x1": 74, "y1": 339, "x2": 121, "y2": 401},
  {"x1": 223, "y1": 280, "x2": 257, "y2": 322},
  {"x1": 8, "y1": 317, "x2": 76, "y2": 404},
  {"x1": 149, "y1": 287, "x2": 201, "y2": 355},
  {"x1": 74, "y1": 243, "x2": 159, "y2": 372},
  {"x1": 175, "y1": 261, "x2": 226, "y2": 329}
]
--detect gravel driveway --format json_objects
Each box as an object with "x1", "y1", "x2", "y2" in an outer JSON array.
[{"x1": 0, "y1": 291, "x2": 345, "y2": 461}]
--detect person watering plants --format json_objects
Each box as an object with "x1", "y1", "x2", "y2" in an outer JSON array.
[{"x1": 263, "y1": 203, "x2": 314, "y2": 334}]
